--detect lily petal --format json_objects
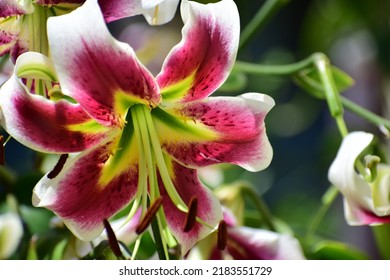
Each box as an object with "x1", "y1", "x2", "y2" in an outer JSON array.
[
  {"x1": 155, "y1": 93, "x2": 274, "y2": 171},
  {"x1": 0, "y1": 16, "x2": 20, "y2": 57},
  {"x1": 47, "y1": 0, "x2": 160, "y2": 126},
  {"x1": 33, "y1": 139, "x2": 139, "y2": 240},
  {"x1": 328, "y1": 131, "x2": 390, "y2": 225},
  {"x1": 142, "y1": 0, "x2": 180, "y2": 25},
  {"x1": 0, "y1": 0, "x2": 34, "y2": 17},
  {"x1": 0, "y1": 212, "x2": 24, "y2": 259},
  {"x1": 159, "y1": 158, "x2": 222, "y2": 255},
  {"x1": 98, "y1": 0, "x2": 142, "y2": 23},
  {"x1": 0, "y1": 54, "x2": 113, "y2": 153},
  {"x1": 219, "y1": 227, "x2": 305, "y2": 260},
  {"x1": 343, "y1": 199, "x2": 390, "y2": 225},
  {"x1": 157, "y1": 0, "x2": 239, "y2": 102}
]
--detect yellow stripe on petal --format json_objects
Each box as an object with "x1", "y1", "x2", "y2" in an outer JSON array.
[
  {"x1": 160, "y1": 72, "x2": 195, "y2": 102},
  {"x1": 67, "y1": 119, "x2": 111, "y2": 134},
  {"x1": 98, "y1": 116, "x2": 139, "y2": 187},
  {"x1": 152, "y1": 106, "x2": 217, "y2": 144},
  {"x1": 114, "y1": 89, "x2": 159, "y2": 118}
]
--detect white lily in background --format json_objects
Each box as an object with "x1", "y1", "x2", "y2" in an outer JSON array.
[
  {"x1": 186, "y1": 208, "x2": 305, "y2": 260},
  {"x1": 0, "y1": 212, "x2": 24, "y2": 259},
  {"x1": 328, "y1": 131, "x2": 390, "y2": 225}
]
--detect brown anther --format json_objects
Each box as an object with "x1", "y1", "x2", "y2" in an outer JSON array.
[
  {"x1": 0, "y1": 136, "x2": 4, "y2": 166},
  {"x1": 47, "y1": 154, "x2": 69, "y2": 179},
  {"x1": 103, "y1": 219, "x2": 123, "y2": 258},
  {"x1": 217, "y1": 220, "x2": 227, "y2": 251},
  {"x1": 183, "y1": 196, "x2": 198, "y2": 232},
  {"x1": 135, "y1": 197, "x2": 164, "y2": 235}
]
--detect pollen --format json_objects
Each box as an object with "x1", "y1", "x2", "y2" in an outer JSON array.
[
  {"x1": 135, "y1": 197, "x2": 164, "y2": 234},
  {"x1": 47, "y1": 154, "x2": 69, "y2": 179},
  {"x1": 217, "y1": 220, "x2": 227, "y2": 250},
  {"x1": 103, "y1": 219, "x2": 123, "y2": 258},
  {"x1": 183, "y1": 196, "x2": 198, "y2": 232}
]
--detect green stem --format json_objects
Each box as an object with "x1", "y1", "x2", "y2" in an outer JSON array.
[
  {"x1": 233, "y1": 55, "x2": 314, "y2": 76},
  {"x1": 239, "y1": 0, "x2": 291, "y2": 50},
  {"x1": 240, "y1": 185, "x2": 276, "y2": 231},
  {"x1": 306, "y1": 185, "x2": 339, "y2": 239},
  {"x1": 341, "y1": 96, "x2": 390, "y2": 131},
  {"x1": 372, "y1": 224, "x2": 390, "y2": 260}
]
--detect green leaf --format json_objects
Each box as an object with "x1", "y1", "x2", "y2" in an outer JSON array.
[
  {"x1": 294, "y1": 66, "x2": 354, "y2": 99},
  {"x1": 308, "y1": 240, "x2": 369, "y2": 260}
]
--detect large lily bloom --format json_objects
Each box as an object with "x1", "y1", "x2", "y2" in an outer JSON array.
[
  {"x1": 187, "y1": 208, "x2": 305, "y2": 260},
  {"x1": 328, "y1": 131, "x2": 390, "y2": 225},
  {"x1": 0, "y1": 0, "x2": 177, "y2": 62},
  {"x1": 0, "y1": 0, "x2": 274, "y2": 255}
]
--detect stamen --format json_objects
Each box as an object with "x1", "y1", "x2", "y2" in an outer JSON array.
[
  {"x1": 103, "y1": 219, "x2": 123, "y2": 258},
  {"x1": 217, "y1": 220, "x2": 227, "y2": 251},
  {"x1": 0, "y1": 135, "x2": 4, "y2": 165},
  {"x1": 47, "y1": 154, "x2": 68, "y2": 179},
  {"x1": 135, "y1": 197, "x2": 164, "y2": 235},
  {"x1": 183, "y1": 196, "x2": 198, "y2": 232}
]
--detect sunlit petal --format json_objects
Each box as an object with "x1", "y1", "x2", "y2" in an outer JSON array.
[
  {"x1": 159, "y1": 158, "x2": 222, "y2": 255},
  {"x1": 47, "y1": 0, "x2": 160, "y2": 126},
  {"x1": 157, "y1": 0, "x2": 239, "y2": 102},
  {"x1": 156, "y1": 93, "x2": 274, "y2": 171},
  {"x1": 33, "y1": 140, "x2": 139, "y2": 240}
]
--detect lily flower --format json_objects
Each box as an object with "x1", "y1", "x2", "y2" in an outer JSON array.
[
  {"x1": 0, "y1": 0, "x2": 274, "y2": 256},
  {"x1": 0, "y1": 0, "x2": 176, "y2": 62},
  {"x1": 186, "y1": 208, "x2": 306, "y2": 260},
  {"x1": 328, "y1": 131, "x2": 390, "y2": 225},
  {"x1": 101, "y1": 0, "x2": 180, "y2": 25},
  {"x1": 0, "y1": 212, "x2": 24, "y2": 259}
]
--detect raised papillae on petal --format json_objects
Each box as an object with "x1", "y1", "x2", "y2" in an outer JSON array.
[
  {"x1": 0, "y1": 53, "x2": 112, "y2": 153},
  {"x1": 328, "y1": 131, "x2": 390, "y2": 225},
  {"x1": 157, "y1": 0, "x2": 239, "y2": 102},
  {"x1": 0, "y1": 0, "x2": 34, "y2": 17},
  {"x1": 47, "y1": 0, "x2": 160, "y2": 126},
  {"x1": 33, "y1": 140, "x2": 139, "y2": 240},
  {"x1": 155, "y1": 93, "x2": 275, "y2": 171},
  {"x1": 159, "y1": 158, "x2": 222, "y2": 255}
]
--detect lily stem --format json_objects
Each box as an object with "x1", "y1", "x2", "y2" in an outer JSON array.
[
  {"x1": 305, "y1": 185, "x2": 339, "y2": 239},
  {"x1": 239, "y1": 0, "x2": 292, "y2": 50},
  {"x1": 240, "y1": 185, "x2": 276, "y2": 232}
]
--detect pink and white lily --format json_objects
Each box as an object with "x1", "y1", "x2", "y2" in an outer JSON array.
[
  {"x1": 100, "y1": 0, "x2": 180, "y2": 25},
  {"x1": 0, "y1": 0, "x2": 172, "y2": 62},
  {"x1": 0, "y1": 0, "x2": 84, "y2": 61},
  {"x1": 187, "y1": 208, "x2": 306, "y2": 260},
  {"x1": 0, "y1": 0, "x2": 274, "y2": 256},
  {"x1": 328, "y1": 131, "x2": 390, "y2": 225}
]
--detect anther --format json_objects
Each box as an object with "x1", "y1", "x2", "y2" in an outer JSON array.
[
  {"x1": 0, "y1": 136, "x2": 4, "y2": 166},
  {"x1": 183, "y1": 196, "x2": 198, "y2": 232},
  {"x1": 217, "y1": 220, "x2": 227, "y2": 251},
  {"x1": 135, "y1": 197, "x2": 164, "y2": 235},
  {"x1": 103, "y1": 219, "x2": 123, "y2": 258},
  {"x1": 47, "y1": 154, "x2": 69, "y2": 179}
]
